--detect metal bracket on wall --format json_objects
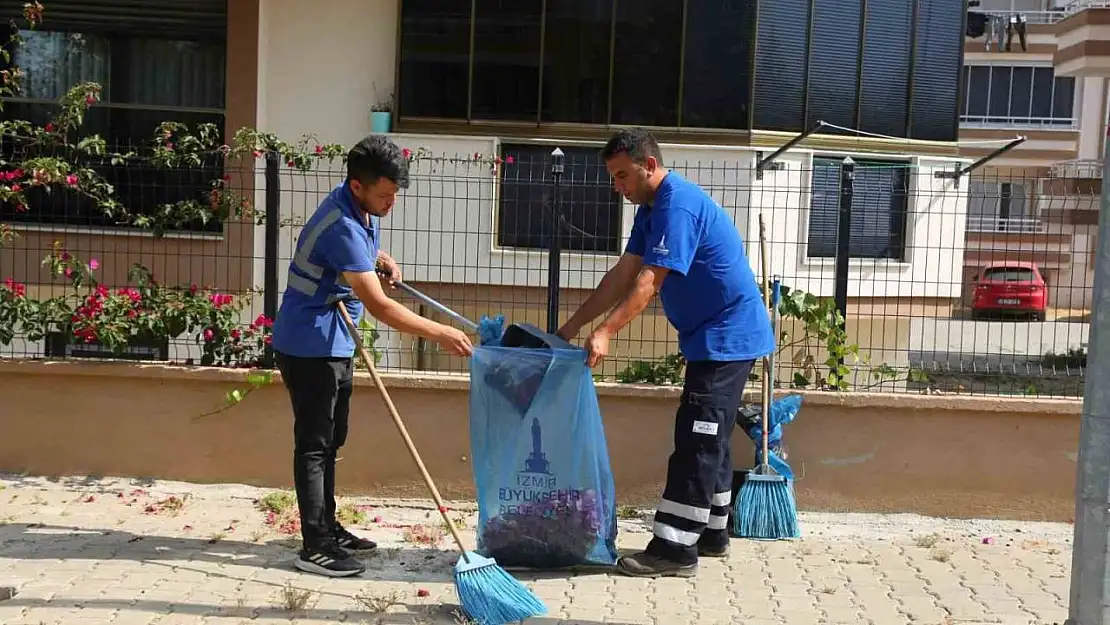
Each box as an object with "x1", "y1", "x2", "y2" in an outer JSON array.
[
  {"x1": 755, "y1": 121, "x2": 828, "y2": 180},
  {"x1": 933, "y1": 135, "x2": 1026, "y2": 181}
]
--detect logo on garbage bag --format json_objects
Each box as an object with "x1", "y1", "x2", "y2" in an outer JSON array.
[{"x1": 521, "y1": 417, "x2": 551, "y2": 475}]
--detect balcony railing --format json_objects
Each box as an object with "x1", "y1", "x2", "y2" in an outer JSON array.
[
  {"x1": 967, "y1": 215, "x2": 1045, "y2": 233},
  {"x1": 1049, "y1": 158, "x2": 1104, "y2": 178},
  {"x1": 971, "y1": 0, "x2": 1110, "y2": 24},
  {"x1": 960, "y1": 115, "x2": 1078, "y2": 129}
]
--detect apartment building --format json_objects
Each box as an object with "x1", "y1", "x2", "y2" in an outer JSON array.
[{"x1": 961, "y1": 0, "x2": 1109, "y2": 311}]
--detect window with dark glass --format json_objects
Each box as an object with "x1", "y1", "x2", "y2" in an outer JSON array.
[
  {"x1": 398, "y1": 0, "x2": 471, "y2": 119},
  {"x1": 609, "y1": 0, "x2": 683, "y2": 127},
  {"x1": 540, "y1": 0, "x2": 612, "y2": 124},
  {"x1": 681, "y1": 0, "x2": 754, "y2": 129},
  {"x1": 858, "y1": 0, "x2": 913, "y2": 137},
  {"x1": 394, "y1": 0, "x2": 965, "y2": 142},
  {"x1": 497, "y1": 144, "x2": 621, "y2": 254},
  {"x1": 752, "y1": 0, "x2": 808, "y2": 131},
  {"x1": 908, "y1": 0, "x2": 962, "y2": 141},
  {"x1": 0, "y1": 0, "x2": 227, "y2": 233},
  {"x1": 807, "y1": 157, "x2": 909, "y2": 260},
  {"x1": 961, "y1": 65, "x2": 1076, "y2": 126},
  {"x1": 471, "y1": 0, "x2": 542, "y2": 121},
  {"x1": 806, "y1": 0, "x2": 862, "y2": 132}
]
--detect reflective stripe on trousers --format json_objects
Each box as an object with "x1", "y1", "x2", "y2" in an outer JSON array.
[{"x1": 647, "y1": 359, "x2": 755, "y2": 564}]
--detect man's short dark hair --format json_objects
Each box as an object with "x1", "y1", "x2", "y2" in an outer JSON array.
[
  {"x1": 347, "y1": 134, "x2": 410, "y2": 189},
  {"x1": 600, "y1": 128, "x2": 663, "y2": 166}
]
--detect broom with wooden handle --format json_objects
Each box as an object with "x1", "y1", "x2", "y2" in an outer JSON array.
[{"x1": 335, "y1": 301, "x2": 546, "y2": 625}]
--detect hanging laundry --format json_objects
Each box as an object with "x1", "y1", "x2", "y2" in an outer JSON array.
[
  {"x1": 986, "y1": 14, "x2": 1006, "y2": 52},
  {"x1": 966, "y1": 11, "x2": 988, "y2": 38},
  {"x1": 1006, "y1": 14, "x2": 1028, "y2": 52}
]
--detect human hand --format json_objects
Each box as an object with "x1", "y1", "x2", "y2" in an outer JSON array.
[
  {"x1": 584, "y1": 327, "x2": 611, "y2": 368},
  {"x1": 435, "y1": 325, "x2": 474, "y2": 357},
  {"x1": 375, "y1": 256, "x2": 402, "y2": 287}
]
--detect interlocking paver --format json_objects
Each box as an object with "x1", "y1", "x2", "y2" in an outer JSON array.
[{"x1": 0, "y1": 474, "x2": 1078, "y2": 624}]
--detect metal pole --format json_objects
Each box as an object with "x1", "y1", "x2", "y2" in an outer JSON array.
[
  {"x1": 262, "y1": 152, "x2": 281, "y2": 369},
  {"x1": 1065, "y1": 107, "x2": 1110, "y2": 625},
  {"x1": 832, "y1": 156, "x2": 855, "y2": 379},
  {"x1": 546, "y1": 147, "x2": 565, "y2": 335}
]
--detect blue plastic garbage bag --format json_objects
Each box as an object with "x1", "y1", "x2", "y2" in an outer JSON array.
[
  {"x1": 744, "y1": 393, "x2": 803, "y2": 479},
  {"x1": 469, "y1": 345, "x2": 618, "y2": 569}
]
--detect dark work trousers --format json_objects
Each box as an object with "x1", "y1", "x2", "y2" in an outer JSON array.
[
  {"x1": 275, "y1": 351, "x2": 354, "y2": 551},
  {"x1": 646, "y1": 359, "x2": 755, "y2": 565}
]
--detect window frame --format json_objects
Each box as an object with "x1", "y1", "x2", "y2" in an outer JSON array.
[
  {"x1": 493, "y1": 140, "x2": 624, "y2": 257},
  {"x1": 397, "y1": 0, "x2": 963, "y2": 143},
  {"x1": 0, "y1": 24, "x2": 228, "y2": 236},
  {"x1": 959, "y1": 62, "x2": 1077, "y2": 129},
  {"x1": 801, "y1": 153, "x2": 912, "y2": 264}
]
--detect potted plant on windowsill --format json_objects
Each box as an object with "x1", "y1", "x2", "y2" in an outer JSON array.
[{"x1": 370, "y1": 90, "x2": 393, "y2": 134}]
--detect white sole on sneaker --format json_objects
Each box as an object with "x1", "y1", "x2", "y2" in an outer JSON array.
[{"x1": 294, "y1": 557, "x2": 364, "y2": 578}]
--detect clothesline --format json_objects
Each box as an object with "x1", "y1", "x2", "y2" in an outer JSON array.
[{"x1": 817, "y1": 121, "x2": 1022, "y2": 147}]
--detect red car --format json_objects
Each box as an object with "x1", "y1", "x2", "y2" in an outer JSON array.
[{"x1": 970, "y1": 262, "x2": 1048, "y2": 321}]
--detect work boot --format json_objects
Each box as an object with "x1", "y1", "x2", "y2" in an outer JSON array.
[
  {"x1": 697, "y1": 542, "x2": 730, "y2": 558},
  {"x1": 616, "y1": 551, "x2": 697, "y2": 578}
]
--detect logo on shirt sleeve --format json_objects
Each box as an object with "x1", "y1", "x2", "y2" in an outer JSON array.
[{"x1": 652, "y1": 234, "x2": 669, "y2": 256}]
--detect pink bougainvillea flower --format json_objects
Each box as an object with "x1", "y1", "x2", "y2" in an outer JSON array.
[
  {"x1": 505, "y1": 156, "x2": 515, "y2": 164},
  {"x1": 416, "y1": 589, "x2": 430, "y2": 598},
  {"x1": 252, "y1": 150, "x2": 262, "y2": 158},
  {"x1": 88, "y1": 259, "x2": 99, "y2": 270},
  {"x1": 314, "y1": 145, "x2": 323, "y2": 154},
  {"x1": 402, "y1": 148, "x2": 412, "y2": 159},
  {"x1": 10, "y1": 183, "x2": 21, "y2": 193},
  {"x1": 44, "y1": 122, "x2": 55, "y2": 133},
  {"x1": 203, "y1": 328, "x2": 214, "y2": 342},
  {"x1": 65, "y1": 174, "x2": 78, "y2": 187}
]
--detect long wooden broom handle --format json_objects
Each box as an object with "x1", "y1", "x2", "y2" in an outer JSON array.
[
  {"x1": 757, "y1": 214, "x2": 772, "y2": 472},
  {"x1": 336, "y1": 301, "x2": 470, "y2": 560}
]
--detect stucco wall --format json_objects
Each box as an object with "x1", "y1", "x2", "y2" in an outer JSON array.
[{"x1": 0, "y1": 360, "x2": 1081, "y2": 522}]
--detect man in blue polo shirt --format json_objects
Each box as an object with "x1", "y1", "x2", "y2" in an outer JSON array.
[
  {"x1": 557, "y1": 128, "x2": 775, "y2": 578},
  {"x1": 270, "y1": 134, "x2": 473, "y2": 578}
]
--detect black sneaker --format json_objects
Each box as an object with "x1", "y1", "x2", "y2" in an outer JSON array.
[
  {"x1": 294, "y1": 545, "x2": 366, "y2": 578},
  {"x1": 616, "y1": 551, "x2": 697, "y2": 578},
  {"x1": 335, "y1": 524, "x2": 377, "y2": 552}
]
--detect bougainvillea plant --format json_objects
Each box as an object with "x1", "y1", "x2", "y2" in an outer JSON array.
[{"x1": 0, "y1": 241, "x2": 272, "y2": 368}]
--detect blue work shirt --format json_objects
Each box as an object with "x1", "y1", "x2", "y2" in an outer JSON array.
[
  {"x1": 270, "y1": 182, "x2": 380, "y2": 358},
  {"x1": 625, "y1": 171, "x2": 775, "y2": 362}
]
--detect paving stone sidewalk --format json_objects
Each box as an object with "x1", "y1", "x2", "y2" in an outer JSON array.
[{"x1": 0, "y1": 474, "x2": 1073, "y2": 625}]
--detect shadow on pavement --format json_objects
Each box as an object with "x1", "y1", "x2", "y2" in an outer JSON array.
[
  {"x1": 0, "y1": 522, "x2": 621, "y2": 585},
  {"x1": 2, "y1": 596, "x2": 637, "y2": 624}
]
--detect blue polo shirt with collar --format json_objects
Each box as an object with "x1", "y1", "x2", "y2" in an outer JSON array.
[
  {"x1": 270, "y1": 182, "x2": 380, "y2": 359},
  {"x1": 625, "y1": 171, "x2": 775, "y2": 362}
]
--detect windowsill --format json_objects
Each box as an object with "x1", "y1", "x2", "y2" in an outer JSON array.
[
  {"x1": 4, "y1": 222, "x2": 225, "y2": 242},
  {"x1": 799, "y1": 256, "x2": 913, "y2": 270},
  {"x1": 959, "y1": 121, "x2": 1078, "y2": 132}
]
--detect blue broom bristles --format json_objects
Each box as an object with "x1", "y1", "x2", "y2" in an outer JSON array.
[
  {"x1": 734, "y1": 473, "x2": 800, "y2": 540},
  {"x1": 454, "y1": 551, "x2": 547, "y2": 625}
]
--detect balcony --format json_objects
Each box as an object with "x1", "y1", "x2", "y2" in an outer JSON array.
[{"x1": 966, "y1": 216, "x2": 1045, "y2": 233}]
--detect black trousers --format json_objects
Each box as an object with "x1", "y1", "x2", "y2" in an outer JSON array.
[
  {"x1": 275, "y1": 351, "x2": 354, "y2": 550},
  {"x1": 646, "y1": 359, "x2": 754, "y2": 564}
]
